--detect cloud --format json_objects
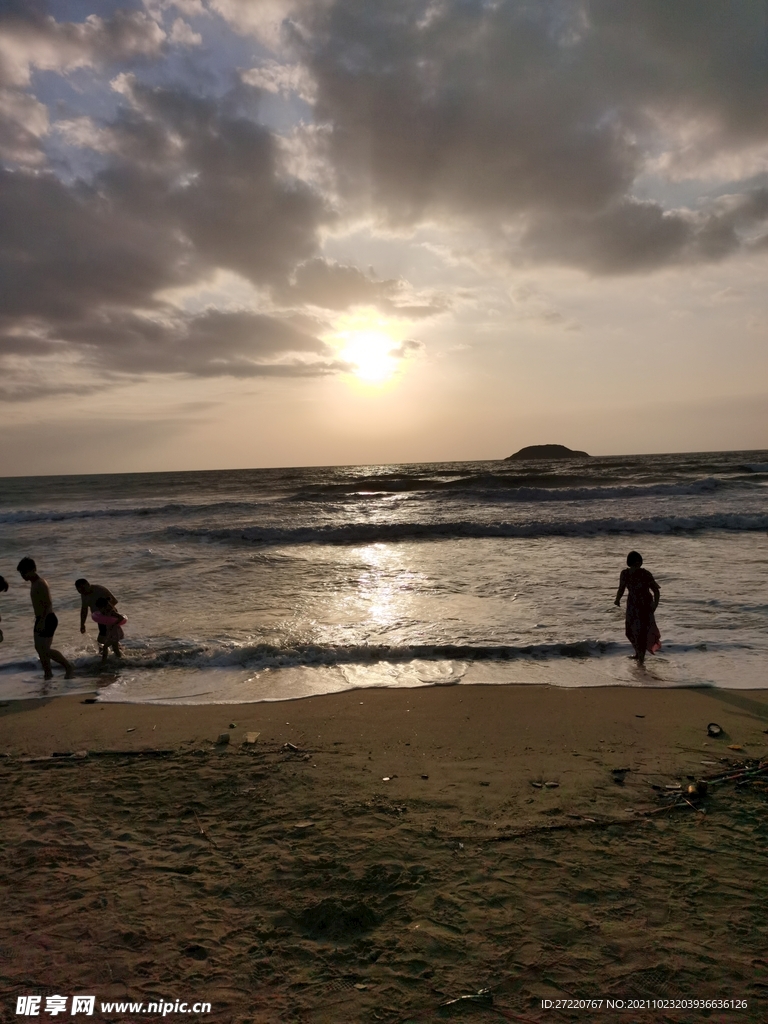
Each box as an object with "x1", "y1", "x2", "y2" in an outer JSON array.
[
  {"x1": 0, "y1": 86, "x2": 48, "y2": 165},
  {"x1": 0, "y1": 4, "x2": 167, "y2": 163},
  {"x1": 169, "y1": 18, "x2": 202, "y2": 47},
  {"x1": 299, "y1": 0, "x2": 639, "y2": 223},
  {"x1": 207, "y1": 0, "x2": 297, "y2": 49},
  {"x1": 0, "y1": 304, "x2": 338, "y2": 386},
  {"x1": 0, "y1": 73, "x2": 337, "y2": 391},
  {"x1": 65, "y1": 307, "x2": 334, "y2": 378},
  {"x1": 278, "y1": 257, "x2": 446, "y2": 316},
  {"x1": 0, "y1": 7, "x2": 166, "y2": 87},
  {"x1": 241, "y1": 60, "x2": 316, "y2": 103},
  {"x1": 3, "y1": 0, "x2": 767, "y2": 409},
  {"x1": 288, "y1": 0, "x2": 768, "y2": 272},
  {"x1": 101, "y1": 78, "x2": 328, "y2": 281}
]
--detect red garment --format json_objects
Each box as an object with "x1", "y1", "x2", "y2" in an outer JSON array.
[
  {"x1": 91, "y1": 609, "x2": 126, "y2": 644},
  {"x1": 620, "y1": 567, "x2": 661, "y2": 655}
]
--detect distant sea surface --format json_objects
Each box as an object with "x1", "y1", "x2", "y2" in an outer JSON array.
[{"x1": 1, "y1": 451, "x2": 766, "y2": 703}]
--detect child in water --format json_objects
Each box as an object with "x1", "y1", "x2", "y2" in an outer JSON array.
[{"x1": 91, "y1": 596, "x2": 127, "y2": 663}]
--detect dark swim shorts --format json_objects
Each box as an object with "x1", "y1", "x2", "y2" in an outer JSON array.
[{"x1": 34, "y1": 612, "x2": 59, "y2": 639}]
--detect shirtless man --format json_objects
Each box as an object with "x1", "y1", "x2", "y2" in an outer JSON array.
[
  {"x1": 17, "y1": 557, "x2": 74, "y2": 680},
  {"x1": 75, "y1": 578, "x2": 118, "y2": 635}
]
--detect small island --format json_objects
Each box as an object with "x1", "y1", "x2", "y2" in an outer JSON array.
[{"x1": 505, "y1": 444, "x2": 590, "y2": 461}]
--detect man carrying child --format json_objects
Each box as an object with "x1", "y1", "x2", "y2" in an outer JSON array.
[{"x1": 76, "y1": 578, "x2": 126, "y2": 663}]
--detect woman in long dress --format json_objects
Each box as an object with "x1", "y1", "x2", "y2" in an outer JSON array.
[
  {"x1": 0, "y1": 575, "x2": 7, "y2": 643},
  {"x1": 614, "y1": 551, "x2": 661, "y2": 665}
]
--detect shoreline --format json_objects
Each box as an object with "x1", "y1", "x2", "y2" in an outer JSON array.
[{"x1": 2, "y1": 682, "x2": 767, "y2": 763}]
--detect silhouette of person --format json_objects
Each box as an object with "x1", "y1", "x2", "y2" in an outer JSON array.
[
  {"x1": 614, "y1": 551, "x2": 661, "y2": 666},
  {"x1": 0, "y1": 574, "x2": 7, "y2": 643},
  {"x1": 17, "y1": 557, "x2": 74, "y2": 680}
]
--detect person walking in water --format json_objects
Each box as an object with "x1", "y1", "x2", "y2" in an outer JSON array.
[
  {"x1": 76, "y1": 578, "x2": 120, "y2": 657},
  {"x1": 17, "y1": 557, "x2": 74, "y2": 680},
  {"x1": 76, "y1": 578, "x2": 118, "y2": 635},
  {"x1": 614, "y1": 551, "x2": 661, "y2": 665},
  {"x1": 0, "y1": 575, "x2": 8, "y2": 643}
]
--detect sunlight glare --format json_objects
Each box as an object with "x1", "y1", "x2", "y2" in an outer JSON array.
[
  {"x1": 331, "y1": 309, "x2": 415, "y2": 385},
  {"x1": 340, "y1": 329, "x2": 398, "y2": 383}
]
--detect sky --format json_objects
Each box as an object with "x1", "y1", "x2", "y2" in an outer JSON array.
[{"x1": 1, "y1": 0, "x2": 767, "y2": 475}]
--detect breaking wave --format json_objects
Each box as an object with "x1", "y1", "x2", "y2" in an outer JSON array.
[
  {"x1": 81, "y1": 639, "x2": 619, "y2": 672},
  {"x1": 47, "y1": 636, "x2": 756, "y2": 678},
  {"x1": 0, "y1": 499, "x2": 269, "y2": 526},
  {"x1": 167, "y1": 511, "x2": 768, "y2": 547},
  {"x1": 1, "y1": 474, "x2": 759, "y2": 526},
  {"x1": 288, "y1": 476, "x2": 731, "y2": 503}
]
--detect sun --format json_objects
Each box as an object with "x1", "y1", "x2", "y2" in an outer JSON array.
[
  {"x1": 339, "y1": 329, "x2": 399, "y2": 383},
  {"x1": 330, "y1": 311, "x2": 406, "y2": 384}
]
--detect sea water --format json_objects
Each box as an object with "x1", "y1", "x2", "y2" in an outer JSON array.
[{"x1": 0, "y1": 451, "x2": 766, "y2": 703}]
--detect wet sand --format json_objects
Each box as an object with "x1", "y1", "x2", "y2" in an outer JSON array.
[{"x1": 1, "y1": 684, "x2": 767, "y2": 1023}]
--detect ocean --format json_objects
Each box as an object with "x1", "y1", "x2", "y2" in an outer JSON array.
[{"x1": 0, "y1": 450, "x2": 766, "y2": 703}]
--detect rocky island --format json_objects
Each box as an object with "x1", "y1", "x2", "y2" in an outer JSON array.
[{"x1": 505, "y1": 444, "x2": 590, "y2": 460}]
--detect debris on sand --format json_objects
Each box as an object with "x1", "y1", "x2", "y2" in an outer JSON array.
[{"x1": 656, "y1": 757, "x2": 768, "y2": 811}]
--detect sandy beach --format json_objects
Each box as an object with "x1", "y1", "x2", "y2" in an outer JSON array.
[{"x1": 1, "y1": 683, "x2": 767, "y2": 1023}]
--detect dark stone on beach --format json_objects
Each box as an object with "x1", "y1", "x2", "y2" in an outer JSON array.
[
  {"x1": 298, "y1": 898, "x2": 379, "y2": 940},
  {"x1": 505, "y1": 444, "x2": 590, "y2": 460}
]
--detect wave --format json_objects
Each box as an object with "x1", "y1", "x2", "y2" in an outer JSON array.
[
  {"x1": 429, "y1": 478, "x2": 729, "y2": 504},
  {"x1": 63, "y1": 636, "x2": 759, "y2": 676},
  {"x1": 1, "y1": 467, "x2": 763, "y2": 527},
  {"x1": 167, "y1": 511, "x2": 768, "y2": 547},
  {"x1": 288, "y1": 474, "x2": 735, "y2": 502},
  {"x1": 0, "y1": 502, "x2": 192, "y2": 525},
  {"x1": 94, "y1": 639, "x2": 620, "y2": 672},
  {"x1": 0, "y1": 498, "x2": 268, "y2": 526}
]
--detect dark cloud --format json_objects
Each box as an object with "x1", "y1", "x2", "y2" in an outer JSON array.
[
  {"x1": 1, "y1": 304, "x2": 337, "y2": 381},
  {"x1": 278, "y1": 257, "x2": 446, "y2": 316},
  {"x1": 301, "y1": 0, "x2": 637, "y2": 222},
  {"x1": 392, "y1": 337, "x2": 423, "y2": 358},
  {"x1": 588, "y1": 1, "x2": 768, "y2": 137},
  {"x1": 292, "y1": 0, "x2": 768, "y2": 271},
  {"x1": 97, "y1": 80, "x2": 328, "y2": 283},
  {"x1": 283, "y1": 257, "x2": 395, "y2": 309},
  {"x1": 60, "y1": 307, "x2": 335, "y2": 378},
  {"x1": 0, "y1": 167, "x2": 185, "y2": 322},
  {"x1": 524, "y1": 199, "x2": 716, "y2": 274},
  {"x1": 0, "y1": 5, "x2": 166, "y2": 87},
  {"x1": 3, "y1": 0, "x2": 767, "y2": 404},
  {"x1": 0, "y1": 75, "x2": 335, "y2": 387}
]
